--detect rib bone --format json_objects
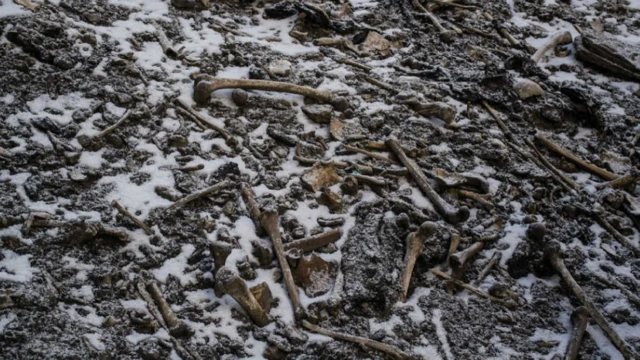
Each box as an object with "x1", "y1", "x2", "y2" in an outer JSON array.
[
  {"x1": 544, "y1": 241, "x2": 639, "y2": 359},
  {"x1": 400, "y1": 221, "x2": 437, "y2": 302},
  {"x1": 194, "y1": 75, "x2": 334, "y2": 106},
  {"x1": 565, "y1": 306, "x2": 589, "y2": 360},
  {"x1": 215, "y1": 266, "x2": 270, "y2": 327},
  {"x1": 260, "y1": 209, "x2": 306, "y2": 320},
  {"x1": 302, "y1": 320, "x2": 414, "y2": 360},
  {"x1": 386, "y1": 136, "x2": 469, "y2": 224}
]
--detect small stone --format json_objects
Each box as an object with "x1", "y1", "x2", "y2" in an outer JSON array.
[
  {"x1": 317, "y1": 188, "x2": 342, "y2": 211},
  {"x1": 232, "y1": 88, "x2": 248, "y2": 106},
  {"x1": 295, "y1": 141, "x2": 325, "y2": 159},
  {"x1": 79, "y1": 33, "x2": 97, "y2": 46},
  {"x1": 301, "y1": 104, "x2": 332, "y2": 124},
  {"x1": 514, "y1": 78, "x2": 544, "y2": 99},
  {"x1": 360, "y1": 31, "x2": 392, "y2": 57},
  {"x1": 330, "y1": 96, "x2": 349, "y2": 112},
  {"x1": 68, "y1": 222, "x2": 100, "y2": 245},
  {"x1": 264, "y1": 2, "x2": 297, "y2": 19},
  {"x1": 412, "y1": 102, "x2": 457, "y2": 124},
  {"x1": 267, "y1": 60, "x2": 292, "y2": 77},
  {"x1": 54, "y1": 54, "x2": 76, "y2": 70},
  {"x1": 168, "y1": 135, "x2": 189, "y2": 148}
]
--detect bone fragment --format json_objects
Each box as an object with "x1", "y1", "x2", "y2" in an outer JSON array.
[
  {"x1": 112, "y1": 200, "x2": 152, "y2": 235},
  {"x1": 166, "y1": 180, "x2": 232, "y2": 211},
  {"x1": 400, "y1": 222, "x2": 438, "y2": 301},
  {"x1": 215, "y1": 266, "x2": 270, "y2": 327},
  {"x1": 532, "y1": 31, "x2": 572, "y2": 63}
]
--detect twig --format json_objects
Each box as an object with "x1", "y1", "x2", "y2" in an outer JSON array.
[
  {"x1": 112, "y1": 200, "x2": 152, "y2": 235},
  {"x1": 166, "y1": 181, "x2": 232, "y2": 210},
  {"x1": 302, "y1": 321, "x2": 414, "y2": 360}
]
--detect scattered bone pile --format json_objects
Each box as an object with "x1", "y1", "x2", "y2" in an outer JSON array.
[{"x1": 1, "y1": 0, "x2": 640, "y2": 359}]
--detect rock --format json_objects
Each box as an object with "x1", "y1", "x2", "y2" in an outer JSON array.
[
  {"x1": 317, "y1": 188, "x2": 342, "y2": 211},
  {"x1": 359, "y1": 31, "x2": 392, "y2": 57},
  {"x1": 53, "y1": 54, "x2": 76, "y2": 70},
  {"x1": 301, "y1": 162, "x2": 343, "y2": 192},
  {"x1": 168, "y1": 135, "x2": 189, "y2": 148},
  {"x1": 514, "y1": 78, "x2": 544, "y2": 99},
  {"x1": 341, "y1": 175, "x2": 358, "y2": 195},
  {"x1": 267, "y1": 60, "x2": 292, "y2": 77},
  {"x1": 329, "y1": 119, "x2": 362, "y2": 141},
  {"x1": 575, "y1": 34, "x2": 640, "y2": 82},
  {"x1": 264, "y1": 2, "x2": 298, "y2": 19},
  {"x1": 432, "y1": 168, "x2": 467, "y2": 188},
  {"x1": 410, "y1": 102, "x2": 456, "y2": 124},
  {"x1": 301, "y1": 104, "x2": 332, "y2": 124},
  {"x1": 68, "y1": 222, "x2": 100, "y2": 245},
  {"x1": 295, "y1": 141, "x2": 325, "y2": 159},
  {"x1": 293, "y1": 254, "x2": 337, "y2": 297},
  {"x1": 250, "y1": 282, "x2": 273, "y2": 312},
  {"x1": 171, "y1": 0, "x2": 200, "y2": 10},
  {"x1": 232, "y1": 88, "x2": 248, "y2": 106}
]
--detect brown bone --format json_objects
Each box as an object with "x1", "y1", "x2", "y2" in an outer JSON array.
[
  {"x1": 215, "y1": 266, "x2": 270, "y2": 327},
  {"x1": 400, "y1": 222, "x2": 438, "y2": 302}
]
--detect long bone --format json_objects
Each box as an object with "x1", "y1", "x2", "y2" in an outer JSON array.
[
  {"x1": 565, "y1": 306, "x2": 589, "y2": 360},
  {"x1": 259, "y1": 209, "x2": 306, "y2": 320},
  {"x1": 400, "y1": 222, "x2": 438, "y2": 302},
  {"x1": 386, "y1": 136, "x2": 469, "y2": 224},
  {"x1": 193, "y1": 75, "x2": 339, "y2": 108},
  {"x1": 544, "y1": 241, "x2": 639, "y2": 359},
  {"x1": 215, "y1": 266, "x2": 270, "y2": 327},
  {"x1": 532, "y1": 31, "x2": 572, "y2": 63}
]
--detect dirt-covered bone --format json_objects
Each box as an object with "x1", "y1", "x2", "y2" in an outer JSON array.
[
  {"x1": 283, "y1": 228, "x2": 343, "y2": 253},
  {"x1": 147, "y1": 280, "x2": 192, "y2": 337},
  {"x1": 260, "y1": 209, "x2": 306, "y2": 321},
  {"x1": 112, "y1": 200, "x2": 152, "y2": 235},
  {"x1": 166, "y1": 180, "x2": 232, "y2": 210},
  {"x1": 386, "y1": 136, "x2": 469, "y2": 224},
  {"x1": 215, "y1": 266, "x2": 270, "y2": 327},
  {"x1": 544, "y1": 241, "x2": 639, "y2": 359},
  {"x1": 301, "y1": 320, "x2": 414, "y2": 360},
  {"x1": 400, "y1": 221, "x2": 437, "y2": 302},
  {"x1": 565, "y1": 306, "x2": 589, "y2": 360}
]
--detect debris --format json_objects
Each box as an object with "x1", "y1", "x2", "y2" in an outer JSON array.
[
  {"x1": 267, "y1": 60, "x2": 292, "y2": 77},
  {"x1": 301, "y1": 104, "x2": 332, "y2": 124},
  {"x1": 112, "y1": 200, "x2": 153, "y2": 235},
  {"x1": 575, "y1": 34, "x2": 640, "y2": 81},
  {"x1": 284, "y1": 229, "x2": 343, "y2": 253},
  {"x1": 166, "y1": 181, "x2": 232, "y2": 211}
]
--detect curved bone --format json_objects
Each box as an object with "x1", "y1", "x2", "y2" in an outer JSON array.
[
  {"x1": 216, "y1": 266, "x2": 270, "y2": 327},
  {"x1": 400, "y1": 222, "x2": 438, "y2": 302},
  {"x1": 532, "y1": 31, "x2": 572, "y2": 63},
  {"x1": 194, "y1": 75, "x2": 334, "y2": 105},
  {"x1": 565, "y1": 306, "x2": 589, "y2": 360}
]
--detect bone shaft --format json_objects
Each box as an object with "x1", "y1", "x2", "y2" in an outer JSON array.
[
  {"x1": 451, "y1": 241, "x2": 484, "y2": 267},
  {"x1": 167, "y1": 180, "x2": 231, "y2": 210},
  {"x1": 97, "y1": 109, "x2": 131, "y2": 139},
  {"x1": 532, "y1": 31, "x2": 572, "y2": 63},
  {"x1": 535, "y1": 134, "x2": 617, "y2": 181},
  {"x1": 209, "y1": 78, "x2": 332, "y2": 102},
  {"x1": 153, "y1": 21, "x2": 178, "y2": 57},
  {"x1": 459, "y1": 190, "x2": 493, "y2": 209},
  {"x1": 593, "y1": 215, "x2": 640, "y2": 256},
  {"x1": 499, "y1": 28, "x2": 520, "y2": 46},
  {"x1": 446, "y1": 232, "x2": 461, "y2": 267},
  {"x1": 112, "y1": 200, "x2": 152, "y2": 235},
  {"x1": 400, "y1": 240, "x2": 422, "y2": 302},
  {"x1": 302, "y1": 321, "x2": 412, "y2": 360},
  {"x1": 549, "y1": 256, "x2": 639, "y2": 359},
  {"x1": 596, "y1": 173, "x2": 635, "y2": 189},
  {"x1": 525, "y1": 139, "x2": 578, "y2": 190},
  {"x1": 240, "y1": 184, "x2": 263, "y2": 235},
  {"x1": 176, "y1": 99, "x2": 230, "y2": 139},
  {"x1": 565, "y1": 310, "x2": 589, "y2": 360},
  {"x1": 260, "y1": 211, "x2": 305, "y2": 319},
  {"x1": 283, "y1": 229, "x2": 343, "y2": 253},
  {"x1": 431, "y1": 268, "x2": 516, "y2": 309},
  {"x1": 232, "y1": 286, "x2": 270, "y2": 327},
  {"x1": 474, "y1": 252, "x2": 500, "y2": 286},
  {"x1": 147, "y1": 282, "x2": 179, "y2": 328},
  {"x1": 343, "y1": 144, "x2": 398, "y2": 165},
  {"x1": 362, "y1": 76, "x2": 397, "y2": 92},
  {"x1": 386, "y1": 137, "x2": 459, "y2": 224},
  {"x1": 352, "y1": 174, "x2": 386, "y2": 187}
]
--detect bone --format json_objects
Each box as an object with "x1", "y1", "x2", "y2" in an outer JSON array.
[
  {"x1": 240, "y1": 183, "x2": 264, "y2": 236},
  {"x1": 211, "y1": 241, "x2": 233, "y2": 296},
  {"x1": 431, "y1": 268, "x2": 517, "y2": 309},
  {"x1": 412, "y1": 0, "x2": 456, "y2": 40},
  {"x1": 535, "y1": 133, "x2": 618, "y2": 181},
  {"x1": 13, "y1": 0, "x2": 39, "y2": 10},
  {"x1": 0, "y1": 146, "x2": 10, "y2": 159},
  {"x1": 593, "y1": 272, "x2": 640, "y2": 308},
  {"x1": 400, "y1": 222, "x2": 438, "y2": 302},
  {"x1": 313, "y1": 37, "x2": 361, "y2": 56},
  {"x1": 595, "y1": 173, "x2": 636, "y2": 190},
  {"x1": 336, "y1": 57, "x2": 372, "y2": 72},
  {"x1": 525, "y1": 138, "x2": 579, "y2": 191},
  {"x1": 215, "y1": 266, "x2": 270, "y2": 327},
  {"x1": 352, "y1": 174, "x2": 386, "y2": 187},
  {"x1": 294, "y1": 155, "x2": 348, "y2": 168},
  {"x1": 446, "y1": 232, "x2": 461, "y2": 268},
  {"x1": 283, "y1": 229, "x2": 343, "y2": 253},
  {"x1": 361, "y1": 75, "x2": 398, "y2": 93},
  {"x1": 343, "y1": 144, "x2": 399, "y2": 165},
  {"x1": 498, "y1": 26, "x2": 520, "y2": 46},
  {"x1": 152, "y1": 20, "x2": 178, "y2": 58},
  {"x1": 565, "y1": 306, "x2": 589, "y2": 360},
  {"x1": 46, "y1": 131, "x2": 76, "y2": 153},
  {"x1": 450, "y1": 242, "x2": 485, "y2": 268},
  {"x1": 544, "y1": 241, "x2": 639, "y2": 359},
  {"x1": 166, "y1": 180, "x2": 232, "y2": 211},
  {"x1": 89, "y1": 108, "x2": 132, "y2": 143},
  {"x1": 147, "y1": 281, "x2": 191, "y2": 336},
  {"x1": 301, "y1": 320, "x2": 414, "y2": 360},
  {"x1": 193, "y1": 75, "x2": 335, "y2": 106},
  {"x1": 592, "y1": 212, "x2": 640, "y2": 257},
  {"x1": 459, "y1": 190, "x2": 493, "y2": 209},
  {"x1": 473, "y1": 252, "x2": 501, "y2": 286},
  {"x1": 175, "y1": 99, "x2": 234, "y2": 144},
  {"x1": 318, "y1": 217, "x2": 345, "y2": 227},
  {"x1": 259, "y1": 209, "x2": 306, "y2": 320},
  {"x1": 386, "y1": 136, "x2": 469, "y2": 224},
  {"x1": 532, "y1": 31, "x2": 572, "y2": 63},
  {"x1": 112, "y1": 200, "x2": 152, "y2": 235}
]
